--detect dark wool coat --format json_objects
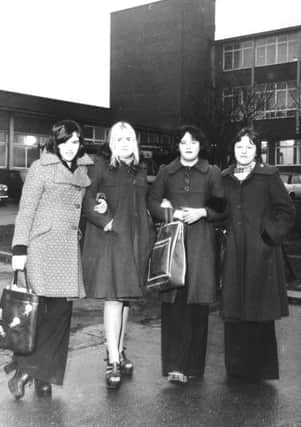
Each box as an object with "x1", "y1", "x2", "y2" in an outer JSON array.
[
  {"x1": 12, "y1": 152, "x2": 93, "y2": 297},
  {"x1": 82, "y1": 157, "x2": 155, "y2": 299},
  {"x1": 147, "y1": 158, "x2": 225, "y2": 304},
  {"x1": 221, "y1": 163, "x2": 295, "y2": 321}
]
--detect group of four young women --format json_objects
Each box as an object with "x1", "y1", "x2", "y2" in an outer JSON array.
[{"x1": 7, "y1": 119, "x2": 295, "y2": 398}]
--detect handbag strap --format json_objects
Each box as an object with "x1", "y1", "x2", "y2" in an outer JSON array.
[{"x1": 12, "y1": 269, "x2": 30, "y2": 293}]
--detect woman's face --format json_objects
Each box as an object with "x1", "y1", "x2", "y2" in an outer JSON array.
[
  {"x1": 179, "y1": 132, "x2": 200, "y2": 163},
  {"x1": 234, "y1": 135, "x2": 256, "y2": 167},
  {"x1": 114, "y1": 128, "x2": 136, "y2": 161},
  {"x1": 58, "y1": 131, "x2": 80, "y2": 162}
]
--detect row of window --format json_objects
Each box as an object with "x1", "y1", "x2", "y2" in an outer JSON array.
[
  {"x1": 223, "y1": 81, "x2": 298, "y2": 120},
  {"x1": 1, "y1": 131, "x2": 300, "y2": 169},
  {"x1": 223, "y1": 32, "x2": 299, "y2": 70},
  {"x1": 253, "y1": 140, "x2": 301, "y2": 166},
  {"x1": 0, "y1": 127, "x2": 175, "y2": 169}
]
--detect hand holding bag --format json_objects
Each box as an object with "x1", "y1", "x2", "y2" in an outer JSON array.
[
  {"x1": 0, "y1": 270, "x2": 40, "y2": 354},
  {"x1": 146, "y1": 220, "x2": 186, "y2": 292}
]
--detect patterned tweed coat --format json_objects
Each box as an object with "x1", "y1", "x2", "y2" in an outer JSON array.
[{"x1": 12, "y1": 152, "x2": 93, "y2": 297}]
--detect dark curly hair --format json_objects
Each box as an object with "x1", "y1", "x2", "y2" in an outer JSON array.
[
  {"x1": 177, "y1": 125, "x2": 210, "y2": 160},
  {"x1": 46, "y1": 120, "x2": 86, "y2": 158}
]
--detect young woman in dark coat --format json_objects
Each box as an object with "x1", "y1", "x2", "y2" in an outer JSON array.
[
  {"x1": 148, "y1": 125, "x2": 226, "y2": 383},
  {"x1": 82, "y1": 121, "x2": 154, "y2": 390},
  {"x1": 221, "y1": 127, "x2": 295, "y2": 381}
]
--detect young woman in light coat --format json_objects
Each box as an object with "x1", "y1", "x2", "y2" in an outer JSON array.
[{"x1": 7, "y1": 120, "x2": 93, "y2": 399}]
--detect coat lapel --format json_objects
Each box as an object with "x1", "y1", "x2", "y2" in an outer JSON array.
[{"x1": 41, "y1": 152, "x2": 93, "y2": 188}]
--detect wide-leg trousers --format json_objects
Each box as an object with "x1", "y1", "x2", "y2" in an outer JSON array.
[
  {"x1": 13, "y1": 297, "x2": 73, "y2": 385},
  {"x1": 161, "y1": 288, "x2": 209, "y2": 377},
  {"x1": 224, "y1": 320, "x2": 279, "y2": 380}
]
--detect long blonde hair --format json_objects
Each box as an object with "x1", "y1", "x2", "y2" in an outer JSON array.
[{"x1": 108, "y1": 121, "x2": 139, "y2": 167}]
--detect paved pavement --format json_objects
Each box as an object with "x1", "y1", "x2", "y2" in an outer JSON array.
[
  {"x1": 0, "y1": 306, "x2": 300, "y2": 427},
  {"x1": 0, "y1": 261, "x2": 301, "y2": 426},
  {"x1": 1, "y1": 204, "x2": 301, "y2": 426}
]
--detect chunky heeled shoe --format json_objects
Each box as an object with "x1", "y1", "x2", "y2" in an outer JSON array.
[
  {"x1": 119, "y1": 349, "x2": 133, "y2": 377},
  {"x1": 105, "y1": 362, "x2": 121, "y2": 390},
  {"x1": 8, "y1": 368, "x2": 32, "y2": 399},
  {"x1": 35, "y1": 379, "x2": 52, "y2": 397},
  {"x1": 167, "y1": 371, "x2": 188, "y2": 384}
]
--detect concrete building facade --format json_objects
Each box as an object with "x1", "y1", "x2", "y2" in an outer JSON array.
[{"x1": 213, "y1": 25, "x2": 301, "y2": 169}]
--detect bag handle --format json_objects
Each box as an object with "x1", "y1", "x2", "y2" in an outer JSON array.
[{"x1": 12, "y1": 269, "x2": 31, "y2": 293}]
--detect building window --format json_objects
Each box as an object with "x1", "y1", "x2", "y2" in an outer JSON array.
[
  {"x1": 275, "y1": 140, "x2": 299, "y2": 165},
  {"x1": 261, "y1": 140, "x2": 269, "y2": 163},
  {"x1": 0, "y1": 131, "x2": 8, "y2": 168},
  {"x1": 222, "y1": 86, "x2": 247, "y2": 120},
  {"x1": 255, "y1": 33, "x2": 299, "y2": 66},
  {"x1": 255, "y1": 81, "x2": 297, "y2": 119},
  {"x1": 223, "y1": 41, "x2": 253, "y2": 71},
  {"x1": 84, "y1": 125, "x2": 108, "y2": 144},
  {"x1": 12, "y1": 133, "x2": 48, "y2": 169}
]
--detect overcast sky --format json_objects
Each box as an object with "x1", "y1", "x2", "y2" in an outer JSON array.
[{"x1": 0, "y1": 0, "x2": 300, "y2": 108}]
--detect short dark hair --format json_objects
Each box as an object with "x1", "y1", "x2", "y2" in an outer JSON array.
[
  {"x1": 177, "y1": 125, "x2": 210, "y2": 159},
  {"x1": 229, "y1": 126, "x2": 262, "y2": 164},
  {"x1": 46, "y1": 120, "x2": 86, "y2": 157}
]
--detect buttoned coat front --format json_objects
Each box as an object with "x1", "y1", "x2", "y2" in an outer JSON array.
[
  {"x1": 12, "y1": 152, "x2": 93, "y2": 297},
  {"x1": 221, "y1": 163, "x2": 295, "y2": 321},
  {"x1": 148, "y1": 158, "x2": 225, "y2": 304},
  {"x1": 82, "y1": 157, "x2": 155, "y2": 299}
]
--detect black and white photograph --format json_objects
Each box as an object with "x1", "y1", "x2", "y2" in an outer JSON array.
[{"x1": 0, "y1": 0, "x2": 301, "y2": 425}]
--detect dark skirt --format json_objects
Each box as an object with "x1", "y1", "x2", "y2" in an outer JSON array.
[
  {"x1": 224, "y1": 320, "x2": 279, "y2": 380},
  {"x1": 161, "y1": 288, "x2": 209, "y2": 377},
  {"x1": 13, "y1": 297, "x2": 72, "y2": 385}
]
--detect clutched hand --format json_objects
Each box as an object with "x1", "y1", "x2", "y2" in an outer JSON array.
[
  {"x1": 173, "y1": 209, "x2": 184, "y2": 221},
  {"x1": 12, "y1": 255, "x2": 27, "y2": 271},
  {"x1": 104, "y1": 219, "x2": 113, "y2": 232},
  {"x1": 93, "y1": 199, "x2": 108, "y2": 214},
  {"x1": 181, "y1": 208, "x2": 207, "y2": 224}
]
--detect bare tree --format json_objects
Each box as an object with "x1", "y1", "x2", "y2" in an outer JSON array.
[{"x1": 199, "y1": 78, "x2": 274, "y2": 167}]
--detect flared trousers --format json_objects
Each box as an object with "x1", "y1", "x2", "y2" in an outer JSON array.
[
  {"x1": 161, "y1": 288, "x2": 209, "y2": 377},
  {"x1": 14, "y1": 297, "x2": 73, "y2": 385}
]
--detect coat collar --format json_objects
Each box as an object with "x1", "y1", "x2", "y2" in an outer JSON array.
[
  {"x1": 222, "y1": 162, "x2": 277, "y2": 178},
  {"x1": 167, "y1": 157, "x2": 209, "y2": 175},
  {"x1": 40, "y1": 152, "x2": 93, "y2": 187},
  {"x1": 40, "y1": 152, "x2": 94, "y2": 167}
]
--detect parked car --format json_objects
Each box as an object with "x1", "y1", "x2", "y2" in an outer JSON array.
[
  {"x1": 0, "y1": 183, "x2": 8, "y2": 204},
  {"x1": 280, "y1": 172, "x2": 301, "y2": 200}
]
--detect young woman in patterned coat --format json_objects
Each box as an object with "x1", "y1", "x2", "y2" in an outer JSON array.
[{"x1": 7, "y1": 120, "x2": 93, "y2": 399}]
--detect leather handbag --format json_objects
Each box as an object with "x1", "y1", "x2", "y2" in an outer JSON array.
[
  {"x1": 146, "y1": 220, "x2": 186, "y2": 292},
  {"x1": 0, "y1": 270, "x2": 40, "y2": 354}
]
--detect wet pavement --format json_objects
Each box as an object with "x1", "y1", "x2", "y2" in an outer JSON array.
[
  {"x1": 0, "y1": 203, "x2": 301, "y2": 426},
  {"x1": 0, "y1": 259, "x2": 300, "y2": 427}
]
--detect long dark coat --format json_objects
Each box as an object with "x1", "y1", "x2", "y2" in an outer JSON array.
[
  {"x1": 148, "y1": 158, "x2": 225, "y2": 304},
  {"x1": 221, "y1": 163, "x2": 295, "y2": 321},
  {"x1": 82, "y1": 157, "x2": 154, "y2": 299},
  {"x1": 12, "y1": 152, "x2": 93, "y2": 297}
]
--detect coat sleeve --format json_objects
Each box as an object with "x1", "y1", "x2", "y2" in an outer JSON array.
[
  {"x1": 12, "y1": 161, "x2": 45, "y2": 248},
  {"x1": 205, "y1": 165, "x2": 227, "y2": 222},
  {"x1": 147, "y1": 167, "x2": 167, "y2": 222},
  {"x1": 262, "y1": 171, "x2": 296, "y2": 246},
  {"x1": 83, "y1": 161, "x2": 113, "y2": 229}
]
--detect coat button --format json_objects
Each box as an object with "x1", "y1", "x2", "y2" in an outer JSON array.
[
  {"x1": 71, "y1": 225, "x2": 77, "y2": 230},
  {"x1": 74, "y1": 203, "x2": 81, "y2": 209}
]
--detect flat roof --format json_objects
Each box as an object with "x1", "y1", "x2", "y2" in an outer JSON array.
[{"x1": 215, "y1": 24, "x2": 301, "y2": 44}]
